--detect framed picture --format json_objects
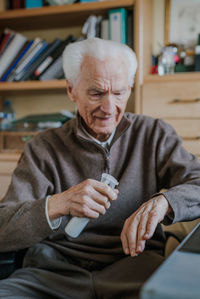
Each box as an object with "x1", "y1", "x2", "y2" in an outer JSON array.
[{"x1": 165, "y1": 0, "x2": 200, "y2": 47}]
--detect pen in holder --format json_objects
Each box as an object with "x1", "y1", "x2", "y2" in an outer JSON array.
[{"x1": 65, "y1": 173, "x2": 119, "y2": 238}]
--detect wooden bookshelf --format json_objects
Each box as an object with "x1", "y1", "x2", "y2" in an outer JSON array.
[
  {"x1": 144, "y1": 72, "x2": 200, "y2": 83},
  {"x1": 0, "y1": 0, "x2": 134, "y2": 30},
  {"x1": 0, "y1": 80, "x2": 67, "y2": 95}
]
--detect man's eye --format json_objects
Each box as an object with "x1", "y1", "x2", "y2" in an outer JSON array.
[{"x1": 91, "y1": 93, "x2": 102, "y2": 97}]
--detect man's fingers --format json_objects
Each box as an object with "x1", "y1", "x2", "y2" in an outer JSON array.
[
  {"x1": 94, "y1": 180, "x2": 118, "y2": 201},
  {"x1": 70, "y1": 201, "x2": 100, "y2": 218},
  {"x1": 144, "y1": 210, "x2": 159, "y2": 239},
  {"x1": 136, "y1": 213, "x2": 149, "y2": 253},
  {"x1": 121, "y1": 230, "x2": 130, "y2": 255}
]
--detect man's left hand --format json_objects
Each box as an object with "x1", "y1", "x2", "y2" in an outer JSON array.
[{"x1": 120, "y1": 194, "x2": 171, "y2": 257}]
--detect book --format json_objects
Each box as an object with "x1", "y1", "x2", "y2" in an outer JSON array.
[
  {"x1": 0, "y1": 31, "x2": 15, "y2": 56},
  {"x1": 25, "y1": 0, "x2": 43, "y2": 8},
  {"x1": 12, "y1": 0, "x2": 25, "y2": 9},
  {"x1": 0, "y1": 40, "x2": 34, "y2": 81},
  {"x1": 95, "y1": 15, "x2": 103, "y2": 38},
  {"x1": 108, "y1": 8, "x2": 127, "y2": 44},
  {"x1": 127, "y1": 11, "x2": 134, "y2": 48},
  {"x1": 14, "y1": 41, "x2": 49, "y2": 81},
  {"x1": 7, "y1": 37, "x2": 42, "y2": 82},
  {"x1": 14, "y1": 112, "x2": 74, "y2": 130},
  {"x1": 79, "y1": 0, "x2": 99, "y2": 2},
  {"x1": 100, "y1": 19, "x2": 109, "y2": 40},
  {"x1": 39, "y1": 55, "x2": 64, "y2": 81},
  {"x1": 0, "y1": 32, "x2": 27, "y2": 78},
  {"x1": 0, "y1": 0, "x2": 7, "y2": 11},
  {"x1": 18, "y1": 38, "x2": 62, "y2": 81},
  {"x1": 8, "y1": 39, "x2": 44, "y2": 81},
  {"x1": 32, "y1": 35, "x2": 75, "y2": 80}
]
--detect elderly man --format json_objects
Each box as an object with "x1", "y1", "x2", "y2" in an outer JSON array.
[{"x1": 0, "y1": 38, "x2": 200, "y2": 299}]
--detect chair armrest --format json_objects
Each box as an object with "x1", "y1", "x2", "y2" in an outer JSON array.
[
  {"x1": 0, "y1": 249, "x2": 27, "y2": 279},
  {"x1": 0, "y1": 251, "x2": 16, "y2": 279}
]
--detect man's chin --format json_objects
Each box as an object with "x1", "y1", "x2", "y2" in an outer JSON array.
[{"x1": 93, "y1": 127, "x2": 115, "y2": 140}]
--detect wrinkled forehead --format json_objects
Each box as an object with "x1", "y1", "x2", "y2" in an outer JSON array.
[{"x1": 80, "y1": 55, "x2": 129, "y2": 82}]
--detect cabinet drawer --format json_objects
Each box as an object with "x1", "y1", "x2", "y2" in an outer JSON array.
[
  {"x1": 166, "y1": 119, "x2": 200, "y2": 138},
  {"x1": 166, "y1": 119, "x2": 200, "y2": 157},
  {"x1": 0, "y1": 132, "x2": 37, "y2": 152},
  {"x1": 182, "y1": 140, "x2": 200, "y2": 157},
  {"x1": 0, "y1": 161, "x2": 17, "y2": 175},
  {"x1": 142, "y1": 81, "x2": 200, "y2": 118}
]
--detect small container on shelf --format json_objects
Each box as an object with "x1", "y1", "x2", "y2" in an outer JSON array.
[{"x1": 0, "y1": 100, "x2": 16, "y2": 131}]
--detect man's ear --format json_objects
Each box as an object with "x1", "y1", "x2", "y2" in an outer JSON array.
[{"x1": 66, "y1": 80, "x2": 76, "y2": 103}]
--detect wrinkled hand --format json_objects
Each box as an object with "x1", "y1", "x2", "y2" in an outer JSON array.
[
  {"x1": 120, "y1": 194, "x2": 171, "y2": 257},
  {"x1": 48, "y1": 179, "x2": 118, "y2": 221}
]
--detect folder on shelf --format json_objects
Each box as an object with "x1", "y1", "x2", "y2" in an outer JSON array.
[{"x1": 108, "y1": 8, "x2": 127, "y2": 44}]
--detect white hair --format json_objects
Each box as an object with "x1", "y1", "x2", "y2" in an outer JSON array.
[{"x1": 62, "y1": 38, "x2": 137, "y2": 87}]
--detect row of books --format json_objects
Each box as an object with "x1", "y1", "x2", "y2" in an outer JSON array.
[
  {"x1": 1, "y1": 0, "x2": 43, "y2": 10},
  {"x1": 0, "y1": 8, "x2": 133, "y2": 82},
  {"x1": 0, "y1": 29, "x2": 76, "y2": 82},
  {"x1": 96, "y1": 8, "x2": 133, "y2": 48},
  {"x1": 2, "y1": 0, "x2": 106, "y2": 10}
]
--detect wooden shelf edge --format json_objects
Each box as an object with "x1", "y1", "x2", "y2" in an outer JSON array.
[
  {"x1": 0, "y1": 0, "x2": 134, "y2": 19},
  {"x1": 0, "y1": 152, "x2": 21, "y2": 161},
  {"x1": 144, "y1": 72, "x2": 200, "y2": 83},
  {"x1": 0, "y1": 79, "x2": 67, "y2": 92}
]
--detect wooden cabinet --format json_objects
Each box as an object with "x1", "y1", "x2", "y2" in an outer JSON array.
[
  {"x1": 142, "y1": 74, "x2": 200, "y2": 157},
  {"x1": 135, "y1": 0, "x2": 200, "y2": 158}
]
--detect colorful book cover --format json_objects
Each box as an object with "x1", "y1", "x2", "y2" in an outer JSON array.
[{"x1": 108, "y1": 8, "x2": 127, "y2": 44}]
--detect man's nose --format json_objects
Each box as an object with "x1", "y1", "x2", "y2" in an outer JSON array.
[{"x1": 100, "y1": 94, "x2": 115, "y2": 114}]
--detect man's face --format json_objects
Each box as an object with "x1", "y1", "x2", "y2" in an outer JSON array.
[{"x1": 67, "y1": 56, "x2": 131, "y2": 141}]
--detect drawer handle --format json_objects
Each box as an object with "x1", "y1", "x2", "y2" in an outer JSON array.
[
  {"x1": 181, "y1": 136, "x2": 200, "y2": 141},
  {"x1": 171, "y1": 98, "x2": 200, "y2": 104}
]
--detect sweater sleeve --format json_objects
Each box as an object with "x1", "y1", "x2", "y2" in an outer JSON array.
[
  {"x1": 156, "y1": 119, "x2": 200, "y2": 224},
  {"x1": 0, "y1": 137, "x2": 58, "y2": 252}
]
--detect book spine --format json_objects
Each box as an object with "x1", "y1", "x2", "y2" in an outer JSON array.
[
  {"x1": 127, "y1": 11, "x2": 133, "y2": 48},
  {"x1": 39, "y1": 56, "x2": 63, "y2": 81},
  {"x1": 33, "y1": 35, "x2": 75, "y2": 79},
  {"x1": 0, "y1": 32, "x2": 14, "y2": 56},
  {"x1": 12, "y1": 41, "x2": 45, "y2": 80},
  {"x1": 100, "y1": 19, "x2": 109, "y2": 40},
  {"x1": 108, "y1": 8, "x2": 127, "y2": 44},
  {"x1": 0, "y1": 33, "x2": 27, "y2": 78},
  {"x1": 30, "y1": 38, "x2": 63, "y2": 79},
  {"x1": 15, "y1": 41, "x2": 49, "y2": 81},
  {"x1": 0, "y1": 40, "x2": 34, "y2": 82},
  {"x1": 19, "y1": 39, "x2": 62, "y2": 81}
]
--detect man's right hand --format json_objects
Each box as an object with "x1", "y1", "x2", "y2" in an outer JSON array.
[{"x1": 48, "y1": 179, "x2": 118, "y2": 221}]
